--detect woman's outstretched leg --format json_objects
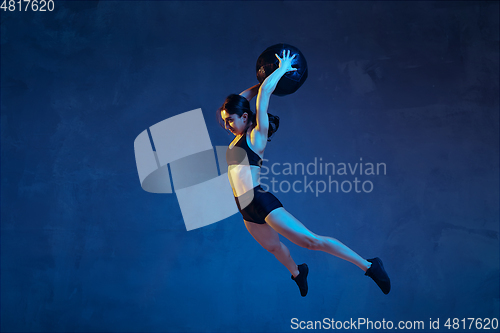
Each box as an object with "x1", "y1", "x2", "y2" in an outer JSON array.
[
  {"x1": 265, "y1": 207, "x2": 391, "y2": 295},
  {"x1": 244, "y1": 220, "x2": 300, "y2": 277},
  {"x1": 264, "y1": 208, "x2": 371, "y2": 272}
]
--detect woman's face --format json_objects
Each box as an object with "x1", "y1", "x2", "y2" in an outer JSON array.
[{"x1": 221, "y1": 109, "x2": 247, "y2": 135}]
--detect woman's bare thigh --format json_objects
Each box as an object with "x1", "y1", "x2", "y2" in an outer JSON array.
[
  {"x1": 264, "y1": 207, "x2": 318, "y2": 246},
  {"x1": 244, "y1": 219, "x2": 281, "y2": 252}
]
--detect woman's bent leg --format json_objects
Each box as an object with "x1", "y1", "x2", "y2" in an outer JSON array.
[
  {"x1": 244, "y1": 220, "x2": 300, "y2": 277},
  {"x1": 265, "y1": 208, "x2": 371, "y2": 272}
]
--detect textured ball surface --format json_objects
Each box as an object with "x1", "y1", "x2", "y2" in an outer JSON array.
[{"x1": 256, "y1": 43, "x2": 308, "y2": 96}]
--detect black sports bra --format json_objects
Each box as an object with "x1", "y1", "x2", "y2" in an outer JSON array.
[{"x1": 226, "y1": 131, "x2": 263, "y2": 167}]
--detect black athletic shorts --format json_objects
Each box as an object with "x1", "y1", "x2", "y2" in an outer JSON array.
[{"x1": 234, "y1": 184, "x2": 283, "y2": 224}]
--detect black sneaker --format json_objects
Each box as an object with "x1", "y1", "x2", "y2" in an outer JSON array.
[
  {"x1": 291, "y1": 263, "x2": 309, "y2": 297},
  {"x1": 365, "y1": 257, "x2": 391, "y2": 294}
]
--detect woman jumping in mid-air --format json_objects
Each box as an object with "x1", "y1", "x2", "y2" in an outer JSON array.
[{"x1": 217, "y1": 50, "x2": 390, "y2": 297}]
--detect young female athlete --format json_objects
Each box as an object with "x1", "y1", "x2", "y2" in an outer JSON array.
[{"x1": 217, "y1": 50, "x2": 390, "y2": 297}]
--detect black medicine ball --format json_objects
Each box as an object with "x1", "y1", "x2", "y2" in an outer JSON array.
[{"x1": 256, "y1": 43, "x2": 308, "y2": 96}]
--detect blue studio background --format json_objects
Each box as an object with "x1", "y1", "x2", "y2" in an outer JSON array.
[{"x1": 1, "y1": 1, "x2": 499, "y2": 332}]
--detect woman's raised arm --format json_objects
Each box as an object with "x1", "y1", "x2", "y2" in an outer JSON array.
[
  {"x1": 254, "y1": 50, "x2": 297, "y2": 134},
  {"x1": 239, "y1": 83, "x2": 261, "y2": 101}
]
